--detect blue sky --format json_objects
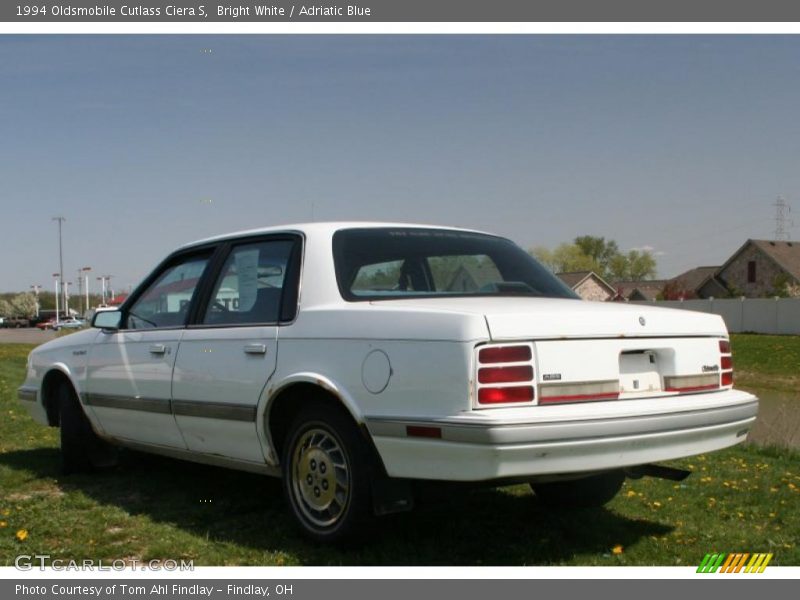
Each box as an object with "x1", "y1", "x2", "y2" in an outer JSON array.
[{"x1": 2, "y1": 35, "x2": 799, "y2": 293}]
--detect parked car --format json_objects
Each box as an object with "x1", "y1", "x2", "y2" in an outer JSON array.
[
  {"x1": 3, "y1": 317, "x2": 30, "y2": 328},
  {"x1": 36, "y1": 319, "x2": 57, "y2": 330},
  {"x1": 17, "y1": 223, "x2": 758, "y2": 541},
  {"x1": 52, "y1": 318, "x2": 86, "y2": 331}
]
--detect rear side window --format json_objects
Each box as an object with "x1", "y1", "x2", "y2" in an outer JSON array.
[
  {"x1": 333, "y1": 228, "x2": 577, "y2": 301},
  {"x1": 202, "y1": 240, "x2": 295, "y2": 326}
]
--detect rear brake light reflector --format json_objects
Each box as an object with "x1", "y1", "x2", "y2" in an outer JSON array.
[
  {"x1": 478, "y1": 365, "x2": 534, "y2": 384},
  {"x1": 478, "y1": 345, "x2": 532, "y2": 364},
  {"x1": 478, "y1": 386, "x2": 534, "y2": 404},
  {"x1": 664, "y1": 374, "x2": 720, "y2": 393},
  {"x1": 719, "y1": 339, "x2": 731, "y2": 354},
  {"x1": 721, "y1": 371, "x2": 734, "y2": 386},
  {"x1": 538, "y1": 380, "x2": 620, "y2": 405},
  {"x1": 539, "y1": 391, "x2": 619, "y2": 404},
  {"x1": 406, "y1": 425, "x2": 442, "y2": 439},
  {"x1": 721, "y1": 356, "x2": 733, "y2": 370}
]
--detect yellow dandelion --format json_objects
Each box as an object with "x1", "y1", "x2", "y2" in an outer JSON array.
[
  {"x1": 15, "y1": 529, "x2": 28, "y2": 542},
  {"x1": 612, "y1": 545, "x2": 624, "y2": 555},
  {"x1": 1, "y1": 509, "x2": 9, "y2": 516},
  {"x1": 652, "y1": 501, "x2": 662, "y2": 508},
  {"x1": 626, "y1": 490, "x2": 636, "y2": 498},
  {"x1": 0, "y1": 521, "x2": 6, "y2": 528}
]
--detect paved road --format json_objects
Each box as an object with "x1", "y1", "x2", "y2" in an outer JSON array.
[{"x1": 0, "y1": 328, "x2": 57, "y2": 345}]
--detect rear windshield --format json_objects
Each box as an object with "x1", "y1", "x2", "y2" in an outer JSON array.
[{"x1": 332, "y1": 228, "x2": 578, "y2": 301}]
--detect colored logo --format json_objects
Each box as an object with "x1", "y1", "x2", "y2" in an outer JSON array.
[{"x1": 697, "y1": 552, "x2": 773, "y2": 573}]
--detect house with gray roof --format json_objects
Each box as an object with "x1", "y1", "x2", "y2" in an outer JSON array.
[{"x1": 716, "y1": 239, "x2": 800, "y2": 297}]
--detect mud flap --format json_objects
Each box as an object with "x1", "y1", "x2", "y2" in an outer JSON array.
[
  {"x1": 625, "y1": 464, "x2": 692, "y2": 481},
  {"x1": 371, "y1": 477, "x2": 414, "y2": 516}
]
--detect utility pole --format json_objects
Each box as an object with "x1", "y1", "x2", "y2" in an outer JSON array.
[{"x1": 52, "y1": 216, "x2": 66, "y2": 312}]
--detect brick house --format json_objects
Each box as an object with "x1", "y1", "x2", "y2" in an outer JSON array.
[
  {"x1": 556, "y1": 271, "x2": 616, "y2": 301},
  {"x1": 663, "y1": 266, "x2": 728, "y2": 299},
  {"x1": 717, "y1": 239, "x2": 800, "y2": 297},
  {"x1": 611, "y1": 280, "x2": 667, "y2": 302}
]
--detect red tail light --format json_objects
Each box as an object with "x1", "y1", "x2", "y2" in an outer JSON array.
[
  {"x1": 720, "y1": 338, "x2": 733, "y2": 387},
  {"x1": 479, "y1": 345, "x2": 532, "y2": 364},
  {"x1": 478, "y1": 365, "x2": 534, "y2": 384},
  {"x1": 478, "y1": 386, "x2": 534, "y2": 404},
  {"x1": 476, "y1": 343, "x2": 535, "y2": 406}
]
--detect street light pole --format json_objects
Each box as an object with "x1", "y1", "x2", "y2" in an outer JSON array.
[
  {"x1": 82, "y1": 266, "x2": 92, "y2": 312},
  {"x1": 52, "y1": 216, "x2": 66, "y2": 313},
  {"x1": 76, "y1": 268, "x2": 84, "y2": 314},
  {"x1": 53, "y1": 274, "x2": 60, "y2": 325}
]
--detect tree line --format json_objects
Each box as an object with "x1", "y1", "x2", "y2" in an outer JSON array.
[{"x1": 530, "y1": 235, "x2": 657, "y2": 281}]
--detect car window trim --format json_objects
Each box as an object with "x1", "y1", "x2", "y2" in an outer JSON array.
[{"x1": 187, "y1": 232, "x2": 304, "y2": 330}]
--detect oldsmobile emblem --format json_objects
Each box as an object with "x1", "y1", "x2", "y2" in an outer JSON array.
[{"x1": 639, "y1": 316, "x2": 646, "y2": 326}]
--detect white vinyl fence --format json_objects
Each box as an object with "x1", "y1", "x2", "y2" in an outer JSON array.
[{"x1": 632, "y1": 298, "x2": 800, "y2": 335}]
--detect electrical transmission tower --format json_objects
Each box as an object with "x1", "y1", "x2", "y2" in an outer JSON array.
[{"x1": 773, "y1": 195, "x2": 792, "y2": 241}]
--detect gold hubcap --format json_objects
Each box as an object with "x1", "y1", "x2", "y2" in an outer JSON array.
[{"x1": 291, "y1": 427, "x2": 349, "y2": 527}]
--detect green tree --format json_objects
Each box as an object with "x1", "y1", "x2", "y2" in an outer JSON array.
[
  {"x1": 532, "y1": 236, "x2": 658, "y2": 281},
  {"x1": 0, "y1": 299, "x2": 13, "y2": 318},
  {"x1": 11, "y1": 293, "x2": 38, "y2": 318},
  {"x1": 574, "y1": 236, "x2": 619, "y2": 277},
  {"x1": 531, "y1": 243, "x2": 601, "y2": 274}
]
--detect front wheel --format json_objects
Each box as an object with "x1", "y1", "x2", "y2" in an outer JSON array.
[
  {"x1": 531, "y1": 470, "x2": 625, "y2": 509},
  {"x1": 281, "y1": 402, "x2": 374, "y2": 542}
]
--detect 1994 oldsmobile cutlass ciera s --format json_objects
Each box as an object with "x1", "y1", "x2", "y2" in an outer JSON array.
[{"x1": 18, "y1": 223, "x2": 758, "y2": 541}]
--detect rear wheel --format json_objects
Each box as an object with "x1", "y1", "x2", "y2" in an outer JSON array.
[
  {"x1": 281, "y1": 402, "x2": 373, "y2": 542},
  {"x1": 531, "y1": 471, "x2": 625, "y2": 509},
  {"x1": 58, "y1": 383, "x2": 116, "y2": 474}
]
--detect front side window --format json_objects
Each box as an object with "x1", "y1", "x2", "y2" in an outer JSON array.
[
  {"x1": 333, "y1": 228, "x2": 578, "y2": 301},
  {"x1": 202, "y1": 239, "x2": 295, "y2": 326},
  {"x1": 127, "y1": 254, "x2": 211, "y2": 329}
]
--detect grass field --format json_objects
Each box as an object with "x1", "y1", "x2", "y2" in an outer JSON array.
[
  {"x1": 730, "y1": 334, "x2": 800, "y2": 393},
  {"x1": 1, "y1": 340, "x2": 798, "y2": 566}
]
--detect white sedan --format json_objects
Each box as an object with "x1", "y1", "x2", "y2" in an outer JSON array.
[{"x1": 18, "y1": 222, "x2": 758, "y2": 541}]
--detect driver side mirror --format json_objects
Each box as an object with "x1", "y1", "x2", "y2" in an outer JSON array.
[{"x1": 92, "y1": 309, "x2": 122, "y2": 331}]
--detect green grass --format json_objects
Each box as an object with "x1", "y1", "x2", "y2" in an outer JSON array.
[
  {"x1": 730, "y1": 334, "x2": 800, "y2": 393},
  {"x1": 1, "y1": 342, "x2": 798, "y2": 566}
]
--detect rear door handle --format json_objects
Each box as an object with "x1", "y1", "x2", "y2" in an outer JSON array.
[
  {"x1": 244, "y1": 343, "x2": 267, "y2": 355},
  {"x1": 149, "y1": 344, "x2": 167, "y2": 355}
]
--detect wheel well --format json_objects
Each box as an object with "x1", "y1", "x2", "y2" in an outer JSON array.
[
  {"x1": 267, "y1": 383, "x2": 386, "y2": 474},
  {"x1": 41, "y1": 370, "x2": 73, "y2": 427}
]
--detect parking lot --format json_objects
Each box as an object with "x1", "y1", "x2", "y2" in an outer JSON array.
[{"x1": 0, "y1": 327, "x2": 56, "y2": 344}]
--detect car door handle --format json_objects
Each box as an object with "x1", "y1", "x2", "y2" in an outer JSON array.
[
  {"x1": 244, "y1": 343, "x2": 267, "y2": 355},
  {"x1": 149, "y1": 344, "x2": 167, "y2": 355}
]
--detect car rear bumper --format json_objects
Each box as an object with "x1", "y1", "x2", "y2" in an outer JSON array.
[{"x1": 366, "y1": 389, "x2": 758, "y2": 482}]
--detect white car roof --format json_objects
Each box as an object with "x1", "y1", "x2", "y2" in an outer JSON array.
[{"x1": 177, "y1": 221, "x2": 493, "y2": 251}]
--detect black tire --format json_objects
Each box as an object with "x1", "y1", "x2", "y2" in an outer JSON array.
[
  {"x1": 281, "y1": 401, "x2": 374, "y2": 542},
  {"x1": 58, "y1": 383, "x2": 116, "y2": 474},
  {"x1": 531, "y1": 470, "x2": 625, "y2": 509}
]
